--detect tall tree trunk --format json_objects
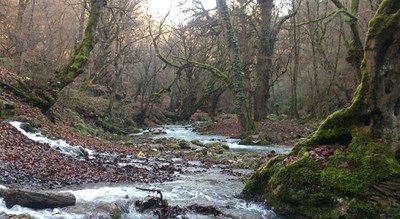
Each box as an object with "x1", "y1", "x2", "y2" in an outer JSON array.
[
  {"x1": 49, "y1": 0, "x2": 102, "y2": 91},
  {"x1": 243, "y1": 1, "x2": 400, "y2": 217},
  {"x1": 306, "y1": 0, "x2": 321, "y2": 118},
  {"x1": 237, "y1": 0, "x2": 254, "y2": 122},
  {"x1": 216, "y1": 0, "x2": 255, "y2": 134},
  {"x1": 19, "y1": 0, "x2": 35, "y2": 75},
  {"x1": 14, "y1": 0, "x2": 29, "y2": 55},
  {"x1": 330, "y1": 0, "x2": 364, "y2": 83},
  {"x1": 289, "y1": 0, "x2": 299, "y2": 119},
  {"x1": 78, "y1": 0, "x2": 87, "y2": 43},
  {"x1": 253, "y1": 0, "x2": 273, "y2": 121},
  {"x1": 253, "y1": 0, "x2": 297, "y2": 121}
]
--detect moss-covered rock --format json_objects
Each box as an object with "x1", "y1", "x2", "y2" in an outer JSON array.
[
  {"x1": 242, "y1": 135, "x2": 400, "y2": 218},
  {"x1": 0, "y1": 100, "x2": 15, "y2": 118},
  {"x1": 191, "y1": 139, "x2": 205, "y2": 147},
  {"x1": 0, "y1": 100, "x2": 5, "y2": 118}
]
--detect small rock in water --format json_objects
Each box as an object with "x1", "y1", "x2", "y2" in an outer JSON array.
[
  {"x1": 135, "y1": 197, "x2": 161, "y2": 211},
  {"x1": 19, "y1": 122, "x2": 35, "y2": 133},
  {"x1": 0, "y1": 211, "x2": 31, "y2": 219},
  {"x1": 95, "y1": 203, "x2": 121, "y2": 219}
]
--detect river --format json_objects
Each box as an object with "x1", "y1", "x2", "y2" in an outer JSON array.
[{"x1": 0, "y1": 122, "x2": 291, "y2": 218}]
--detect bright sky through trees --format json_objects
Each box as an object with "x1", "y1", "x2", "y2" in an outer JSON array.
[{"x1": 146, "y1": 0, "x2": 216, "y2": 22}]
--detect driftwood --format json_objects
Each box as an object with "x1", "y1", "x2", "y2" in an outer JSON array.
[
  {"x1": 135, "y1": 187, "x2": 163, "y2": 201},
  {"x1": 1, "y1": 188, "x2": 76, "y2": 209},
  {"x1": 134, "y1": 187, "x2": 223, "y2": 218}
]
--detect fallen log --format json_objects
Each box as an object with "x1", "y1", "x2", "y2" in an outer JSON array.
[{"x1": 1, "y1": 188, "x2": 76, "y2": 209}]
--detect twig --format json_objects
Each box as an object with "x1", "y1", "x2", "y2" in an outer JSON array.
[{"x1": 136, "y1": 187, "x2": 163, "y2": 201}]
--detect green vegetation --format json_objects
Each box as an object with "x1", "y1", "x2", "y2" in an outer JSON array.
[
  {"x1": 242, "y1": 135, "x2": 400, "y2": 217},
  {"x1": 0, "y1": 100, "x2": 5, "y2": 118}
]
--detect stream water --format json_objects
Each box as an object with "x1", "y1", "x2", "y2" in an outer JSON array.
[
  {"x1": 0, "y1": 122, "x2": 290, "y2": 218},
  {"x1": 143, "y1": 124, "x2": 292, "y2": 154}
]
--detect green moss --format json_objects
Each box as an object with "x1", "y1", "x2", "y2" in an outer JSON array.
[
  {"x1": 126, "y1": 127, "x2": 140, "y2": 134},
  {"x1": 48, "y1": 0, "x2": 101, "y2": 92},
  {"x1": 366, "y1": 1, "x2": 400, "y2": 66},
  {"x1": 75, "y1": 122, "x2": 93, "y2": 135},
  {"x1": 367, "y1": 0, "x2": 400, "y2": 38},
  {"x1": 242, "y1": 135, "x2": 400, "y2": 217},
  {"x1": 0, "y1": 100, "x2": 5, "y2": 118},
  {"x1": 348, "y1": 200, "x2": 380, "y2": 218}
]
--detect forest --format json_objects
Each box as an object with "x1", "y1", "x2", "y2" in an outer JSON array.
[{"x1": 0, "y1": 0, "x2": 399, "y2": 218}]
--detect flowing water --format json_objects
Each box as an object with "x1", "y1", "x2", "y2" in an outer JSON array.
[
  {"x1": 143, "y1": 124, "x2": 292, "y2": 154},
  {"x1": 0, "y1": 122, "x2": 290, "y2": 218}
]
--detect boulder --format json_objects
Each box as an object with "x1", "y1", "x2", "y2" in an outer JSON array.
[
  {"x1": 205, "y1": 142, "x2": 229, "y2": 150},
  {"x1": 94, "y1": 203, "x2": 122, "y2": 219},
  {"x1": 190, "y1": 139, "x2": 205, "y2": 147},
  {"x1": 2, "y1": 189, "x2": 76, "y2": 209},
  {"x1": 19, "y1": 122, "x2": 35, "y2": 133},
  {"x1": 0, "y1": 212, "x2": 31, "y2": 219},
  {"x1": 0, "y1": 100, "x2": 15, "y2": 118},
  {"x1": 149, "y1": 128, "x2": 167, "y2": 135}
]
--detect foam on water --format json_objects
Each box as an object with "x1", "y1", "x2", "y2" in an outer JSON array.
[
  {"x1": 9, "y1": 121, "x2": 95, "y2": 158},
  {"x1": 152, "y1": 124, "x2": 292, "y2": 153},
  {"x1": 0, "y1": 198, "x2": 84, "y2": 219}
]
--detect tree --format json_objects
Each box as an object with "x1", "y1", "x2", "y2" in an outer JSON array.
[
  {"x1": 289, "y1": 0, "x2": 300, "y2": 118},
  {"x1": 216, "y1": 0, "x2": 255, "y2": 134},
  {"x1": 0, "y1": 0, "x2": 104, "y2": 112},
  {"x1": 331, "y1": 0, "x2": 364, "y2": 83},
  {"x1": 253, "y1": 0, "x2": 297, "y2": 121},
  {"x1": 242, "y1": 0, "x2": 400, "y2": 217}
]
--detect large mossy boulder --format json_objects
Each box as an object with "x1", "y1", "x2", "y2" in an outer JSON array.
[{"x1": 242, "y1": 135, "x2": 400, "y2": 218}]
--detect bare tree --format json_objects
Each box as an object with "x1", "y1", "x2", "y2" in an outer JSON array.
[{"x1": 253, "y1": 0, "x2": 297, "y2": 121}]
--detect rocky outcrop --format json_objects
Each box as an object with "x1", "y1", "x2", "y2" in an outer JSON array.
[{"x1": 1, "y1": 188, "x2": 76, "y2": 209}]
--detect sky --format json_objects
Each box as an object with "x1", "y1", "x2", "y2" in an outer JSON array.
[{"x1": 146, "y1": 0, "x2": 216, "y2": 22}]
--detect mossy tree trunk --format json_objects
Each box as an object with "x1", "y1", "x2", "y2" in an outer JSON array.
[
  {"x1": 217, "y1": 0, "x2": 255, "y2": 134},
  {"x1": 48, "y1": 0, "x2": 103, "y2": 93},
  {"x1": 242, "y1": 1, "x2": 400, "y2": 217},
  {"x1": 2, "y1": 0, "x2": 103, "y2": 113},
  {"x1": 297, "y1": 0, "x2": 400, "y2": 151}
]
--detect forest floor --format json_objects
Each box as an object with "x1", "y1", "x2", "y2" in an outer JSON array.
[{"x1": 193, "y1": 113, "x2": 315, "y2": 146}]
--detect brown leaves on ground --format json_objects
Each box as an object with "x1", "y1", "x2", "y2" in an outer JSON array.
[
  {"x1": 283, "y1": 145, "x2": 348, "y2": 167},
  {"x1": 200, "y1": 114, "x2": 312, "y2": 145},
  {"x1": 0, "y1": 121, "x2": 175, "y2": 189}
]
